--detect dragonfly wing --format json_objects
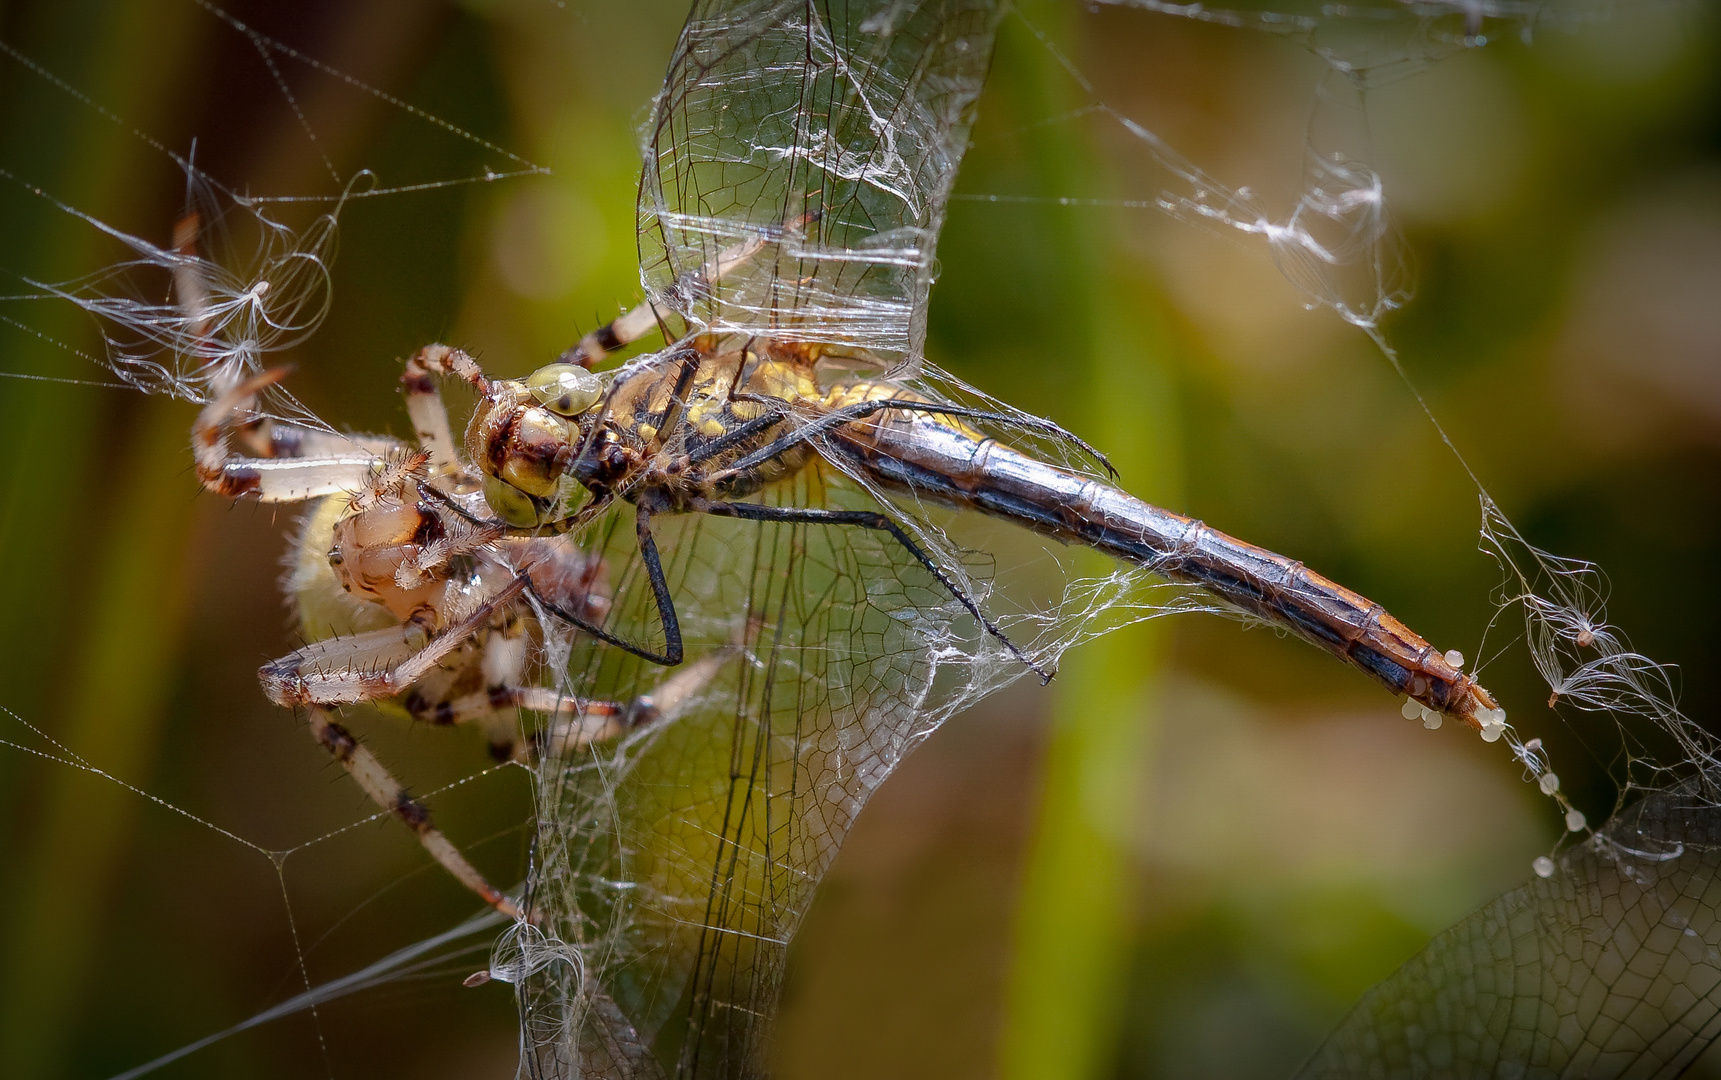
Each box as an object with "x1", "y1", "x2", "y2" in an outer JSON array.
[
  {"x1": 520, "y1": 474, "x2": 1004, "y2": 1078},
  {"x1": 1298, "y1": 775, "x2": 1721, "y2": 1080},
  {"x1": 638, "y1": 0, "x2": 1004, "y2": 365}
]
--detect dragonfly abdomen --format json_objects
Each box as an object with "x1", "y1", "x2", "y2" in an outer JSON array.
[{"x1": 832, "y1": 414, "x2": 1501, "y2": 728}]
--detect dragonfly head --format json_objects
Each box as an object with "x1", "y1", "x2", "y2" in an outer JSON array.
[{"x1": 467, "y1": 363, "x2": 606, "y2": 527}]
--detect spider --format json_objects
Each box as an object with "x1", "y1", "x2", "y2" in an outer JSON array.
[{"x1": 194, "y1": 341, "x2": 730, "y2": 921}]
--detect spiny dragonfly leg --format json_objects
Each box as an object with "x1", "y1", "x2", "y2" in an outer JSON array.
[
  {"x1": 682, "y1": 409, "x2": 790, "y2": 468},
  {"x1": 521, "y1": 504, "x2": 685, "y2": 667},
  {"x1": 700, "y1": 500, "x2": 1051, "y2": 682}
]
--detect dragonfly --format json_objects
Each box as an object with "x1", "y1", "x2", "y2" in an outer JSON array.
[{"x1": 315, "y1": 2, "x2": 1503, "y2": 1077}]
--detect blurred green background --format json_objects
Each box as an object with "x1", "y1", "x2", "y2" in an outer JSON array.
[{"x1": 0, "y1": 0, "x2": 1718, "y2": 1077}]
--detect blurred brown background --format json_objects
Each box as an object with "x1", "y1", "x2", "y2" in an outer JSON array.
[{"x1": 0, "y1": 1, "x2": 1717, "y2": 1077}]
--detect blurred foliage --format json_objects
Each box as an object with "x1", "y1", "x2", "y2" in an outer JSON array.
[{"x1": 0, "y1": 1, "x2": 1718, "y2": 1078}]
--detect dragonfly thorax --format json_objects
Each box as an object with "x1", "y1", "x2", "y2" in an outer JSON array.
[{"x1": 466, "y1": 344, "x2": 899, "y2": 526}]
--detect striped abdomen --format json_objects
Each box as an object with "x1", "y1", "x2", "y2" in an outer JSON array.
[{"x1": 831, "y1": 412, "x2": 1500, "y2": 727}]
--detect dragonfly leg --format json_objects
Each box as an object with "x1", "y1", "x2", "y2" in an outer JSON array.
[
  {"x1": 520, "y1": 502, "x2": 685, "y2": 667},
  {"x1": 699, "y1": 500, "x2": 1051, "y2": 682}
]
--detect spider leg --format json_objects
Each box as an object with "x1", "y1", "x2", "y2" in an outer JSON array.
[
  {"x1": 254, "y1": 424, "x2": 399, "y2": 461},
  {"x1": 397, "y1": 617, "x2": 634, "y2": 761},
  {"x1": 410, "y1": 646, "x2": 736, "y2": 763},
  {"x1": 174, "y1": 212, "x2": 400, "y2": 468},
  {"x1": 407, "y1": 686, "x2": 635, "y2": 760},
  {"x1": 262, "y1": 578, "x2": 530, "y2": 706},
  {"x1": 539, "y1": 643, "x2": 733, "y2": 754},
  {"x1": 400, "y1": 344, "x2": 489, "y2": 478},
  {"x1": 306, "y1": 707, "x2": 525, "y2": 920},
  {"x1": 261, "y1": 577, "x2": 530, "y2": 919},
  {"x1": 195, "y1": 368, "x2": 388, "y2": 501}
]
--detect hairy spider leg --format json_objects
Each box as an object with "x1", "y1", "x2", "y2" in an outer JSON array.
[
  {"x1": 400, "y1": 614, "x2": 728, "y2": 765},
  {"x1": 173, "y1": 213, "x2": 401, "y2": 469},
  {"x1": 266, "y1": 571, "x2": 736, "y2": 919},
  {"x1": 193, "y1": 368, "x2": 389, "y2": 501},
  {"x1": 400, "y1": 343, "x2": 489, "y2": 478},
  {"x1": 305, "y1": 707, "x2": 525, "y2": 919},
  {"x1": 527, "y1": 644, "x2": 736, "y2": 760},
  {"x1": 262, "y1": 577, "x2": 536, "y2": 918}
]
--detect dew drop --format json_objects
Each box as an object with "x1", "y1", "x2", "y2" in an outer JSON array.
[
  {"x1": 1422, "y1": 709, "x2": 1443, "y2": 730},
  {"x1": 1443, "y1": 649, "x2": 1465, "y2": 668},
  {"x1": 1566, "y1": 808, "x2": 1587, "y2": 832},
  {"x1": 1481, "y1": 722, "x2": 1504, "y2": 743},
  {"x1": 1532, "y1": 855, "x2": 1555, "y2": 878},
  {"x1": 1539, "y1": 772, "x2": 1561, "y2": 795},
  {"x1": 1401, "y1": 699, "x2": 1422, "y2": 720}
]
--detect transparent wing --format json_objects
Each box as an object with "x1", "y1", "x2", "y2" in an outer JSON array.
[
  {"x1": 637, "y1": 0, "x2": 1004, "y2": 364},
  {"x1": 515, "y1": 468, "x2": 1022, "y2": 1079},
  {"x1": 1299, "y1": 775, "x2": 1721, "y2": 1080}
]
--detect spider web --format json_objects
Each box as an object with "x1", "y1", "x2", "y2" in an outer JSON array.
[{"x1": 0, "y1": 1, "x2": 1717, "y2": 1079}]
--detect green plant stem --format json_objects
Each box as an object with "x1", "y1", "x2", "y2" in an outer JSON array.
[
  {"x1": 997, "y1": 4, "x2": 1183, "y2": 1078},
  {"x1": 0, "y1": 2, "x2": 203, "y2": 1074}
]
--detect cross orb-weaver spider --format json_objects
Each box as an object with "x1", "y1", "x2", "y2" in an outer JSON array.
[{"x1": 195, "y1": 339, "x2": 727, "y2": 921}]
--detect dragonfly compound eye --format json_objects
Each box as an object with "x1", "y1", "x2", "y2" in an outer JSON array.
[
  {"x1": 465, "y1": 386, "x2": 572, "y2": 527},
  {"x1": 527, "y1": 363, "x2": 602, "y2": 416},
  {"x1": 481, "y1": 474, "x2": 549, "y2": 528}
]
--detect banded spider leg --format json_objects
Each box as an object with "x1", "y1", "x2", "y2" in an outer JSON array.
[{"x1": 194, "y1": 356, "x2": 729, "y2": 920}]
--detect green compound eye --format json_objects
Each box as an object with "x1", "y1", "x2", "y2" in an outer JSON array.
[
  {"x1": 481, "y1": 474, "x2": 544, "y2": 528},
  {"x1": 526, "y1": 363, "x2": 602, "y2": 416}
]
